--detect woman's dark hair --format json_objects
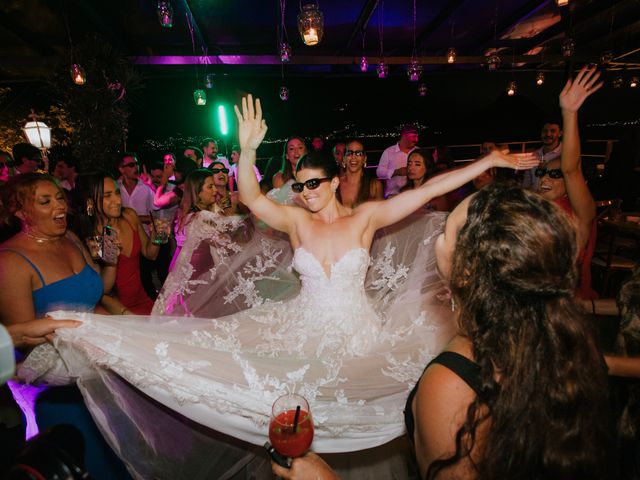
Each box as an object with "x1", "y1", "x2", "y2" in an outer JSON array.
[
  {"x1": 431, "y1": 183, "x2": 613, "y2": 479},
  {"x1": 295, "y1": 151, "x2": 339, "y2": 179},
  {"x1": 69, "y1": 171, "x2": 114, "y2": 240},
  {"x1": 0, "y1": 173, "x2": 61, "y2": 240},
  {"x1": 335, "y1": 139, "x2": 377, "y2": 206},
  {"x1": 175, "y1": 156, "x2": 198, "y2": 184},
  {"x1": 280, "y1": 136, "x2": 307, "y2": 182},
  {"x1": 406, "y1": 148, "x2": 435, "y2": 186}
]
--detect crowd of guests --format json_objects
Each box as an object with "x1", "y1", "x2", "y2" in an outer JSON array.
[{"x1": 0, "y1": 67, "x2": 638, "y2": 479}]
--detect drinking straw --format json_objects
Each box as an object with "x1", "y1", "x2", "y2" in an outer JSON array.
[{"x1": 292, "y1": 405, "x2": 301, "y2": 433}]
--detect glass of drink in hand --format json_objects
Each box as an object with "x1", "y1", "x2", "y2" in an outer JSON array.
[{"x1": 268, "y1": 393, "x2": 314, "y2": 458}]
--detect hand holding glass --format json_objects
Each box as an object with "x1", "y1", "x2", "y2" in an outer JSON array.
[{"x1": 268, "y1": 393, "x2": 314, "y2": 458}]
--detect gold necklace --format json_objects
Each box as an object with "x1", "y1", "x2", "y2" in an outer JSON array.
[{"x1": 21, "y1": 230, "x2": 61, "y2": 244}]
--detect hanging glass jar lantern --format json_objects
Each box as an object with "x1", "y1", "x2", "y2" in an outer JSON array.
[
  {"x1": 193, "y1": 89, "x2": 207, "y2": 106},
  {"x1": 561, "y1": 38, "x2": 575, "y2": 58},
  {"x1": 360, "y1": 56, "x2": 368, "y2": 72},
  {"x1": 279, "y1": 86, "x2": 290, "y2": 101},
  {"x1": 418, "y1": 83, "x2": 427, "y2": 97},
  {"x1": 487, "y1": 53, "x2": 501, "y2": 71},
  {"x1": 536, "y1": 71, "x2": 545, "y2": 86},
  {"x1": 407, "y1": 59, "x2": 422, "y2": 82},
  {"x1": 279, "y1": 42, "x2": 291, "y2": 63},
  {"x1": 204, "y1": 74, "x2": 214, "y2": 89},
  {"x1": 507, "y1": 80, "x2": 517, "y2": 96},
  {"x1": 376, "y1": 61, "x2": 388, "y2": 79},
  {"x1": 631, "y1": 77, "x2": 639, "y2": 88},
  {"x1": 612, "y1": 75, "x2": 623, "y2": 89},
  {"x1": 69, "y1": 64, "x2": 87, "y2": 85},
  {"x1": 157, "y1": 1, "x2": 174, "y2": 28},
  {"x1": 600, "y1": 50, "x2": 613, "y2": 65},
  {"x1": 446, "y1": 47, "x2": 457, "y2": 64},
  {"x1": 297, "y1": 3, "x2": 324, "y2": 46}
]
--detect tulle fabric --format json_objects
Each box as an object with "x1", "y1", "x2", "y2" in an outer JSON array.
[{"x1": 18, "y1": 205, "x2": 455, "y2": 479}]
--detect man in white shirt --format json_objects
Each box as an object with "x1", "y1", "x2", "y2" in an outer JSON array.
[
  {"x1": 116, "y1": 152, "x2": 156, "y2": 220},
  {"x1": 376, "y1": 125, "x2": 419, "y2": 197},
  {"x1": 522, "y1": 120, "x2": 563, "y2": 191},
  {"x1": 202, "y1": 138, "x2": 230, "y2": 169}
]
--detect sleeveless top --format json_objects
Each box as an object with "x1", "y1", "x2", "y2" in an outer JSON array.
[
  {"x1": 555, "y1": 195, "x2": 598, "y2": 300},
  {"x1": 115, "y1": 227, "x2": 154, "y2": 314},
  {"x1": 0, "y1": 249, "x2": 103, "y2": 317},
  {"x1": 404, "y1": 351, "x2": 483, "y2": 442}
]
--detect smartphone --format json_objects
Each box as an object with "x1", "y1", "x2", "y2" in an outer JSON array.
[
  {"x1": 264, "y1": 441, "x2": 291, "y2": 469},
  {"x1": 101, "y1": 226, "x2": 119, "y2": 265}
]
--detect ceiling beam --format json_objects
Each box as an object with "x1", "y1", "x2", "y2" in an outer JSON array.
[
  {"x1": 340, "y1": 0, "x2": 380, "y2": 55},
  {"x1": 414, "y1": 0, "x2": 466, "y2": 53}
]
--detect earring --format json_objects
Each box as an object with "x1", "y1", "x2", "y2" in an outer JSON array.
[{"x1": 86, "y1": 201, "x2": 95, "y2": 217}]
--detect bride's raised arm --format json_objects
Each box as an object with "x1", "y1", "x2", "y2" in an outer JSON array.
[
  {"x1": 234, "y1": 94, "x2": 301, "y2": 234},
  {"x1": 367, "y1": 150, "x2": 539, "y2": 230}
]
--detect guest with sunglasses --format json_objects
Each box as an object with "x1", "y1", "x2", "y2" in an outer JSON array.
[
  {"x1": 336, "y1": 140, "x2": 383, "y2": 208},
  {"x1": 536, "y1": 66, "x2": 602, "y2": 299},
  {"x1": 207, "y1": 161, "x2": 245, "y2": 215}
]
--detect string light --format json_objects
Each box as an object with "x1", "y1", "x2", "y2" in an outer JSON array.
[{"x1": 536, "y1": 71, "x2": 545, "y2": 86}]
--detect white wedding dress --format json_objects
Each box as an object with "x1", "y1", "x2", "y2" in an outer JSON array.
[{"x1": 18, "y1": 209, "x2": 455, "y2": 479}]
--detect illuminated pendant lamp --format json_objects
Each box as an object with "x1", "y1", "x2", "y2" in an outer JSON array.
[
  {"x1": 193, "y1": 89, "x2": 207, "y2": 106},
  {"x1": 23, "y1": 109, "x2": 51, "y2": 171},
  {"x1": 506, "y1": 80, "x2": 517, "y2": 96},
  {"x1": 157, "y1": 1, "x2": 174, "y2": 28},
  {"x1": 298, "y1": 2, "x2": 324, "y2": 46},
  {"x1": 536, "y1": 71, "x2": 545, "y2": 86},
  {"x1": 446, "y1": 47, "x2": 457, "y2": 64},
  {"x1": 69, "y1": 63, "x2": 87, "y2": 85}
]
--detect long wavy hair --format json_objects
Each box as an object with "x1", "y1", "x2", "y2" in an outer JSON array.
[
  {"x1": 280, "y1": 136, "x2": 308, "y2": 183},
  {"x1": 335, "y1": 139, "x2": 378, "y2": 207},
  {"x1": 432, "y1": 183, "x2": 613, "y2": 479},
  {"x1": 69, "y1": 171, "x2": 114, "y2": 240},
  {"x1": 177, "y1": 168, "x2": 213, "y2": 231}
]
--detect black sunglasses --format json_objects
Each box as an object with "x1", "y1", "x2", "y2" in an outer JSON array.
[
  {"x1": 534, "y1": 167, "x2": 563, "y2": 179},
  {"x1": 291, "y1": 177, "x2": 331, "y2": 193},
  {"x1": 345, "y1": 150, "x2": 365, "y2": 157},
  {"x1": 210, "y1": 167, "x2": 229, "y2": 174},
  {"x1": 121, "y1": 161, "x2": 138, "y2": 168}
]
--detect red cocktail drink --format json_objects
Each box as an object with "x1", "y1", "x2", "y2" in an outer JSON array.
[{"x1": 268, "y1": 394, "x2": 314, "y2": 458}]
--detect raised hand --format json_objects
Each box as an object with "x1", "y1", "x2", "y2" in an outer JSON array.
[
  {"x1": 560, "y1": 66, "x2": 602, "y2": 113},
  {"x1": 488, "y1": 151, "x2": 539, "y2": 170},
  {"x1": 234, "y1": 94, "x2": 268, "y2": 151}
]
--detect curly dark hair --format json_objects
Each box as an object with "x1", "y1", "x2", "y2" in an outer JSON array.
[{"x1": 431, "y1": 183, "x2": 613, "y2": 479}]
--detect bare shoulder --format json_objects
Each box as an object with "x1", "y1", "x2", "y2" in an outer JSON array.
[{"x1": 122, "y1": 208, "x2": 139, "y2": 225}]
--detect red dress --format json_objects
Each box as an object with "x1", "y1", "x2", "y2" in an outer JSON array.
[
  {"x1": 555, "y1": 195, "x2": 598, "y2": 300},
  {"x1": 115, "y1": 228, "x2": 155, "y2": 314}
]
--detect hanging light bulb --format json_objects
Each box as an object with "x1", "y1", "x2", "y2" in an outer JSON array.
[
  {"x1": 561, "y1": 38, "x2": 575, "y2": 58},
  {"x1": 536, "y1": 71, "x2": 545, "y2": 86},
  {"x1": 297, "y1": 2, "x2": 324, "y2": 46},
  {"x1": 279, "y1": 86, "x2": 290, "y2": 101},
  {"x1": 376, "y1": 61, "x2": 388, "y2": 79},
  {"x1": 193, "y1": 89, "x2": 207, "y2": 106},
  {"x1": 556, "y1": 0, "x2": 569, "y2": 6},
  {"x1": 446, "y1": 47, "x2": 457, "y2": 64},
  {"x1": 487, "y1": 53, "x2": 501, "y2": 71},
  {"x1": 279, "y1": 42, "x2": 291, "y2": 63},
  {"x1": 407, "y1": 59, "x2": 422, "y2": 82},
  {"x1": 600, "y1": 50, "x2": 613, "y2": 65},
  {"x1": 630, "y1": 77, "x2": 638, "y2": 88},
  {"x1": 157, "y1": 1, "x2": 174, "y2": 28},
  {"x1": 204, "y1": 74, "x2": 214, "y2": 89},
  {"x1": 69, "y1": 64, "x2": 87, "y2": 85},
  {"x1": 360, "y1": 56, "x2": 368, "y2": 72},
  {"x1": 418, "y1": 83, "x2": 427, "y2": 96},
  {"x1": 612, "y1": 75, "x2": 623, "y2": 89},
  {"x1": 507, "y1": 80, "x2": 517, "y2": 96}
]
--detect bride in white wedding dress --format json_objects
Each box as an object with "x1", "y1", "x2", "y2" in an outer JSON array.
[{"x1": 18, "y1": 96, "x2": 538, "y2": 479}]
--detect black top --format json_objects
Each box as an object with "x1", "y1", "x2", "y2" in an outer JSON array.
[{"x1": 404, "y1": 351, "x2": 483, "y2": 442}]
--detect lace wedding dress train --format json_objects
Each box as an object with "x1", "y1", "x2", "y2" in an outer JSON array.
[{"x1": 18, "y1": 209, "x2": 455, "y2": 479}]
